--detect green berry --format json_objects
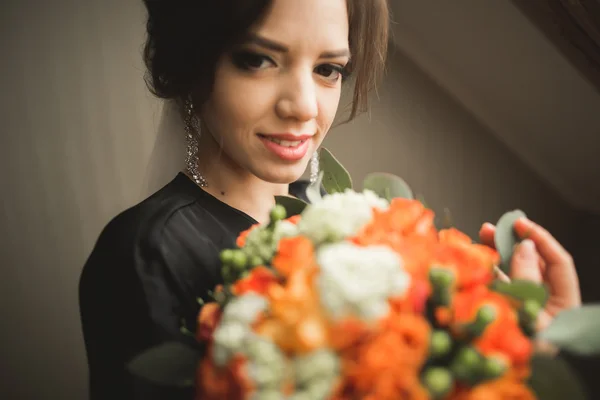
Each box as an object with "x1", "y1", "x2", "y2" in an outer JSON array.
[
  {"x1": 231, "y1": 251, "x2": 248, "y2": 270},
  {"x1": 433, "y1": 288, "x2": 452, "y2": 306},
  {"x1": 476, "y1": 305, "x2": 496, "y2": 325},
  {"x1": 430, "y1": 330, "x2": 452, "y2": 358},
  {"x1": 482, "y1": 356, "x2": 507, "y2": 379},
  {"x1": 429, "y1": 267, "x2": 454, "y2": 288},
  {"x1": 250, "y1": 255, "x2": 263, "y2": 267},
  {"x1": 451, "y1": 347, "x2": 481, "y2": 381},
  {"x1": 270, "y1": 204, "x2": 287, "y2": 223},
  {"x1": 423, "y1": 367, "x2": 453, "y2": 398},
  {"x1": 260, "y1": 229, "x2": 272, "y2": 242},
  {"x1": 219, "y1": 249, "x2": 234, "y2": 265},
  {"x1": 456, "y1": 347, "x2": 480, "y2": 368},
  {"x1": 469, "y1": 304, "x2": 497, "y2": 336}
]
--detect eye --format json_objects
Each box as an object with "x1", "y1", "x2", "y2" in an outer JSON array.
[
  {"x1": 231, "y1": 51, "x2": 275, "y2": 71},
  {"x1": 314, "y1": 63, "x2": 347, "y2": 82}
]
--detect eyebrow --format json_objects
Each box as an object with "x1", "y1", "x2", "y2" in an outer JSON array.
[{"x1": 245, "y1": 33, "x2": 351, "y2": 59}]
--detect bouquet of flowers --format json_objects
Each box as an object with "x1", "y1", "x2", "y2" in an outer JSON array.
[{"x1": 129, "y1": 149, "x2": 599, "y2": 400}]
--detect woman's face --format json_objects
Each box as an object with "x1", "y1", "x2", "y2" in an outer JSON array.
[{"x1": 200, "y1": 0, "x2": 350, "y2": 184}]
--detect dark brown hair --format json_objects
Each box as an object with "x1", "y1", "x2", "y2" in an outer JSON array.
[{"x1": 142, "y1": 0, "x2": 389, "y2": 120}]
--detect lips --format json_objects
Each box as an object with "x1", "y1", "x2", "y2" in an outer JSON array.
[
  {"x1": 258, "y1": 133, "x2": 313, "y2": 161},
  {"x1": 259, "y1": 133, "x2": 313, "y2": 141}
]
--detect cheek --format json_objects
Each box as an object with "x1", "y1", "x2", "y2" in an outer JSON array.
[
  {"x1": 318, "y1": 86, "x2": 343, "y2": 133},
  {"x1": 202, "y1": 69, "x2": 274, "y2": 137}
]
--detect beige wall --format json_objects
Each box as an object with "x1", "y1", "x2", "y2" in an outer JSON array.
[
  {"x1": 327, "y1": 47, "x2": 577, "y2": 245},
  {"x1": 1, "y1": 2, "x2": 161, "y2": 398},
  {"x1": 572, "y1": 212, "x2": 600, "y2": 304},
  {"x1": 0, "y1": 2, "x2": 591, "y2": 400}
]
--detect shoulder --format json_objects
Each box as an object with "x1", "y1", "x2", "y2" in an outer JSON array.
[
  {"x1": 95, "y1": 175, "x2": 203, "y2": 257},
  {"x1": 81, "y1": 174, "x2": 222, "y2": 291}
]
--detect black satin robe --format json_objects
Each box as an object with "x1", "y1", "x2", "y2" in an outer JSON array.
[{"x1": 79, "y1": 173, "x2": 311, "y2": 400}]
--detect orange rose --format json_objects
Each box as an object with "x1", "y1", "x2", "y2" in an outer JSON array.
[
  {"x1": 196, "y1": 353, "x2": 252, "y2": 400},
  {"x1": 451, "y1": 286, "x2": 533, "y2": 366},
  {"x1": 329, "y1": 317, "x2": 370, "y2": 351},
  {"x1": 390, "y1": 277, "x2": 432, "y2": 315},
  {"x1": 338, "y1": 313, "x2": 430, "y2": 400},
  {"x1": 232, "y1": 266, "x2": 278, "y2": 296},
  {"x1": 286, "y1": 214, "x2": 302, "y2": 225},
  {"x1": 449, "y1": 368, "x2": 536, "y2": 400},
  {"x1": 375, "y1": 198, "x2": 437, "y2": 236},
  {"x1": 254, "y1": 265, "x2": 327, "y2": 354},
  {"x1": 196, "y1": 302, "x2": 221, "y2": 342},
  {"x1": 436, "y1": 229, "x2": 499, "y2": 289},
  {"x1": 272, "y1": 236, "x2": 315, "y2": 278},
  {"x1": 354, "y1": 199, "x2": 438, "y2": 280}
]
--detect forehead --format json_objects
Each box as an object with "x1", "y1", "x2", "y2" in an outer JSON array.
[{"x1": 252, "y1": 0, "x2": 349, "y2": 50}]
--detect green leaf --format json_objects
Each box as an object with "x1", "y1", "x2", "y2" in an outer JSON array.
[
  {"x1": 490, "y1": 279, "x2": 548, "y2": 306},
  {"x1": 319, "y1": 147, "x2": 352, "y2": 193},
  {"x1": 494, "y1": 209, "x2": 527, "y2": 274},
  {"x1": 275, "y1": 195, "x2": 308, "y2": 216},
  {"x1": 538, "y1": 305, "x2": 600, "y2": 355},
  {"x1": 127, "y1": 341, "x2": 201, "y2": 387},
  {"x1": 363, "y1": 172, "x2": 414, "y2": 201},
  {"x1": 528, "y1": 353, "x2": 588, "y2": 400},
  {"x1": 306, "y1": 171, "x2": 324, "y2": 204}
]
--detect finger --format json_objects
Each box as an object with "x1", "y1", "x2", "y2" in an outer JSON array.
[
  {"x1": 515, "y1": 218, "x2": 581, "y2": 308},
  {"x1": 510, "y1": 239, "x2": 543, "y2": 283},
  {"x1": 537, "y1": 311, "x2": 553, "y2": 333},
  {"x1": 494, "y1": 266, "x2": 511, "y2": 282},
  {"x1": 478, "y1": 223, "x2": 496, "y2": 249},
  {"x1": 514, "y1": 218, "x2": 573, "y2": 266}
]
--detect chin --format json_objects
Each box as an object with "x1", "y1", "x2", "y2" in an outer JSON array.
[{"x1": 256, "y1": 163, "x2": 307, "y2": 184}]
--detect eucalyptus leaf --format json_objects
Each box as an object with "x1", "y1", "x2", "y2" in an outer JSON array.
[
  {"x1": 490, "y1": 279, "x2": 548, "y2": 307},
  {"x1": 494, "y1": 209, "x2": 527, "y2": 274},
  {"x1": 363, "y1": 172, "x2": 414, "y2": 201},
  {"x1": 528, "y1": 353, "x2": 588, "y2": 400},
  {"x1": 127, "y1": 341, "x2": 201, "y2": 387},
  {"x1": 306, "y1": 171, "x2": 324, "y2": 204},
  {"x1": 275, "y1": 195, "x2": 308, "y2": 216},
  {"x1": 538, "y1": 305, "x2": 600, "y2": 355},
  {"x1": 319, "y1": 147, "x2": 352, "y2": 193}
]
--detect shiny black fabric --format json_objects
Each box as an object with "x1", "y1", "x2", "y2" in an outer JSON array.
[{"x1": 79, "y1": 173, "x2": 312, "y2": 400}]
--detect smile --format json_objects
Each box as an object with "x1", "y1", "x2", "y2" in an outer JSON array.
[
  {"x1": 263, "y1": 136, "x2": 303, "y2": 147},
  {"x1": 258, "y1": 133, "x2": 313, "y2": 161}
]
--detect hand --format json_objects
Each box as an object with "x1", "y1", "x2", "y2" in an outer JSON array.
[{"x1": 479, "y1": 217, "x2": 581, "y2": 331}]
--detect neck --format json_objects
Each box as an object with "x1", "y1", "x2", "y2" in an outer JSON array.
[{"x1": 191, "y1": 131, "x2": 289, "y2": 224}]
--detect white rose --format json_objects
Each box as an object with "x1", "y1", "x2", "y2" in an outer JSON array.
[
  {"x1": 297, "y1": 189, "x2": 388, "y2": 245},
  {"x1": 212, "y1": 294, "x2": 267, "y2": 366},
  {"x1": 220, "y1": 293, "x2": 267, "y2": 325},
  {"x1": 316, "y1": 242, "x2": 411, "y2": 321}
]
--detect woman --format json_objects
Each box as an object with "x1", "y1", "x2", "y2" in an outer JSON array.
[{"x1": 79, "y1": 0, "x2": 581, "y2": 399}]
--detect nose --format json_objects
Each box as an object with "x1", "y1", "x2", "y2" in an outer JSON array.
[{"x1": 275, "y1": 70, "x2": 318, "y2": 122}]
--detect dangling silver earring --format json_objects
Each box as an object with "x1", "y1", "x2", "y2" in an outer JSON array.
[
  {"x1": 184, "y1": 99, "x2": 208, "y2": 187},
  {"x1": 309, "y1": 150, "x2": 320, "y2": 185}
]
